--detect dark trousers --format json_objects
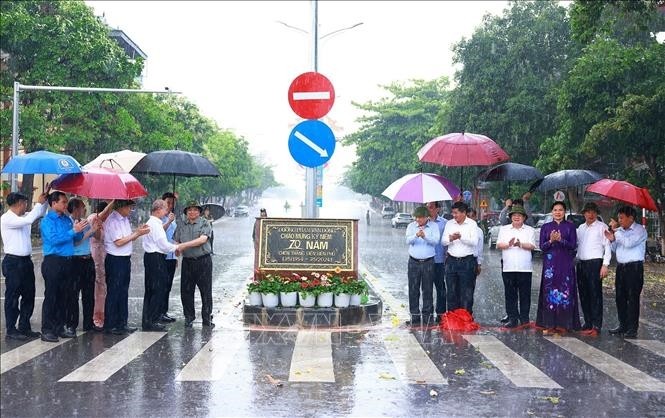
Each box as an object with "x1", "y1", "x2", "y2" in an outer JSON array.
[
  {"x1": 433, "y1": 262, "x2": 446, "y2": 315},
  {"x1": 104, "y1": 255, "x2": 131, "y2": 330},
  {"x1": 576, "y1": 259, "x2": 604, "y2": 330},
  {"x1": 66, "y1": 256, "x2": 96, "y2": 330},
  {"x1": 41, "y1": 255, "x2": 72, "y2": 335},
  {"x1": 161, "y1": 259, "x2": 177, "y2": 316},
  {"x1": 445, "y1": 255, "x2": 476, "y2": 313},
  {"x1": 2, "y1": 255, "x2": 36, "y2": 333},
  {"x1": 407, "y1": 257, "x2": 434, "y2": 321},
  {"x1": 143, "y1": 252, "x2": 168, "y2": 327},
  {"x1": 615, "y1": 261, "x2": 644, "y2": 333},
  {"x1": 502, "y1": 271, "x2": 532, "y2": 324},
  {"x1": 181, "y1": 255, "x2": 213, "y2": 323}
]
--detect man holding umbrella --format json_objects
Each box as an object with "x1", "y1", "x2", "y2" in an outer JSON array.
[
  {"x1": 1, "y1": 192, "x2": 48, "y2": 340},
  {"x1": 175, "y1": 200, "x2": 214, "y2": 328}
]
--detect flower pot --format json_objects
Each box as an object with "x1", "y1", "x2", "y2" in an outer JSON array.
[
  {"x1": 261, "y1": 293, "x2": 279, "y2": 308},
  {"x1": 248, "y1": 291, "x2": 263, "y2": 306},
  {"x1": 280, "y1": 291, "x2": 298, "y2": 307},
  {"x1": 334, "y1": 293, "x2": 350, "y2": 308},
  {"x1": 299, "y1": 292, "x2": 316, "y2": 307},
  {"x1": 317, "y1": 292, "x2": 333, "y2": 307},
  {"x1": 349, "y1": 294, "x2": 362, "y2": 306}
]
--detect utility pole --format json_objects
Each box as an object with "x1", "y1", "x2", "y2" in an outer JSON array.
[{"x1": 9, "y1": 82, "x2": 179, "y2": 192}]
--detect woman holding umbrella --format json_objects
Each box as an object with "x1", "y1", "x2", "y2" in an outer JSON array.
[{"x1": 536, "y1": 201, "x2": 581, "y2": 334}]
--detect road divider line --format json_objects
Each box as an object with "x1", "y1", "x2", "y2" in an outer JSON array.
[
  {"x1": 58, "y1": 332, "x2": 165, "y2": 382},
  {"x1": 383, "y1": 330, "x2": 447, "y2": 385},
  {"x1": 1, "y1": 333, "x2": 86, "y2": 375},
  {"x1": 463, "y1": 335, "x2": 562, "y2": 389},
  {"x1": 639, "y1": 318, "x2": 665, "y2": 331},
  {"x1": 546, "y1": 336, "x2": 665, "y2": 392},
  {"x1": 176, "y1": 331, "x2": 245, "y2": 381},
  {"x1": 626, "y1": 339, "x2": 665, "y2": 358},
  {"x1": 288, "y1": 330, "x2": 335, "y2": 382}
]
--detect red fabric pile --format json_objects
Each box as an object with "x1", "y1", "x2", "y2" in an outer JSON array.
[{"x1": 439, "y1": 308, "x2": 480, "y2": 331}]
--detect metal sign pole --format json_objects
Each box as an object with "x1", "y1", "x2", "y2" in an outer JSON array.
[
  {"x1": 8, "y1": 83, "x2": 179, "y2": 192},
  {"x1": 304, "y1": 0, "x2": 319, "y2": 219}
]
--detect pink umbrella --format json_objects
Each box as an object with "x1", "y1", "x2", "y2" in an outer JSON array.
[
  {"x1": 382, "y1": 173, "x2": 460, "y2": 203},
  {"x1": 586, "y1": 179, "x2": 658, "y2": 212},
  {"x1": 417, "y1": 131, "x2": 510, "y2": 188},
  {"x1": 51, "y1": 166, "x2": 148, "y2": 200}
]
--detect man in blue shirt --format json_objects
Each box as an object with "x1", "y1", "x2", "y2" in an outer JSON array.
[
  {"x1": 604, "y1": 205, "x2": 647, "y2": 339},
  {"x1": 405, "y1": 206, "x2": 440, "y2": 326},
  {"x1": 40, "y1": 192, "x2": 87, "y2": 342},
  {"x1": 426, "y1": 201, "x2": 447, "y2": 322}
]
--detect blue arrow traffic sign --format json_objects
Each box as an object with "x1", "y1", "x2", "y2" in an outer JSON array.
[{"x1": 288, "y1": 120, "x2": 336, "y2": 168}]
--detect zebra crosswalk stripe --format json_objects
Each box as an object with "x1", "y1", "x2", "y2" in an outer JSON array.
[
  {"x1": 546, "y1": 336, "x2": 665, "y2": 392},
  {"x1": 288, "y1": 331, "x2": 335, "y2": 382},
  {"x1": 58, "y1": 332, "x2": 166, "y2": 382},
  {"x1": 1, "y1": 334, "x2": 86, "y2": 375},
  {"x1": 463, "y1": 335, "x2": 562, "y2": 389},
  {"x1": 383, "y1": 330, "x2": 447, "y2": 385},
  {"x1": 175, "y1": 331, "x2": 245, "y2": 381},
  {"x1": 625, "y1": 339, "x2": 665, "y2": 358}
]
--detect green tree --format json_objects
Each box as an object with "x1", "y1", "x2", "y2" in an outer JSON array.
[
  {"x1": 342, "y1": 77, "x2": 450, "y2": 197},
  {"x1": 444, "y1": 0, "x2": 575, "y2": 166}
]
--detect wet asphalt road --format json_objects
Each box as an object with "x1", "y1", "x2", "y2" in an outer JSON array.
[{"x1": 1, "y1": 198, "x2": 664, "y2": 417}]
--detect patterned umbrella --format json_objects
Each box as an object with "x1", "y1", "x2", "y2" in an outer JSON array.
[{"x1": 382, "y1": 173, "x2": 460, "y2": 203}]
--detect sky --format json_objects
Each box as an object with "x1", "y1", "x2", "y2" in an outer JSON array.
[{"x1": 86, "y1": 1, "x2": 511, "y2": 193}]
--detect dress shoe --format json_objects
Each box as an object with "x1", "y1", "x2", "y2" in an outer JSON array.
[
  {"x1": 159, "y1": 314, "x2": 176, "y2": 323},
  {"x1": 184, "y1": 320, "x2": 194, "y2": 328},
  {"x1": 21, "y1": 330, "x2": 41, "y2": 338},
  {"x1": 91, "y1": 325, "x2": 104, "y2": 333},
  {"x1": 59, "y1": 328, "x2": 76, "y2": 338},
  {"x1": 41, "y1": 333, "x2": 59, "y2": 343},
  {"x1": 107, "y1": 327, "x2": 126, "y2": 335},
  {"x1": 503, "y1": 319, "x2": 519, "y2": 329},
  {"x1": 609, "y1": 326, "x2": 625, "y2": 335},
  {"x1": 120, "y1": 326, "x2": 137, "y2": 333},
  {"x1": 623, "y1": 330, "x2": 638, "y2": 339},
  {"x1": 581, "y1": 323, "x2": 592, "y2": 331},
  {"x1": 202, "y1": 321, "x2": 215, "y2": 328},
  {"x1": 500, "y1": 315, "x2": 510, "y2": 324},
  {"x1": 163, "y1": 313, "x2": 177, "y2": 322},
  {"x1": 6, "y1": 331, "x2": 28, "y2": 341},
  {"x1": 143, "y1": 323, "x2": 166, "y2": 332}
]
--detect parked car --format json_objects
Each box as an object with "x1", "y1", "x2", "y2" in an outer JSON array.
[
  {"x1": 381, "y1": 206, "x2": 396, "y2": 219},
  {"x1": 391, "y1": 212, "x2": 413, "y2": 228},
  {"x1": 233, "y1": 205, "x2": 249, "y2": 217},
  {"x1": 488, "y1": 224, "x2": 501, "y2": 249}
]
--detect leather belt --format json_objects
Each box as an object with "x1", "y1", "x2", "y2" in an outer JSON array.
[
  {"x1": 617, "y1": 260, "x2": 643, "y2": 267},
  {"x1": 73, "y1": 255, "x2": 92, "y2": 260},
  {"x1": 3, "y1": 254, "x2": 31, "y2": 259},
  {"x1": 185, "y1": 253, "x2": 211, "y2": 261},
  {"x1": 446, "y1": 253, "x2": 474, "y2": 261},
  {"x1": 409, "y1": 256, "x2": 433, "y2": 263}
]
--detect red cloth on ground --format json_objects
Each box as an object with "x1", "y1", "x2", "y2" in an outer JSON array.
[{"x1": 439, "y1": 308, "x2": 480, "y2": 331}]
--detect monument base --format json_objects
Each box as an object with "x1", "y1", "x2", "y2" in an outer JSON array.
[{"x1": 243, "y1": 299, "x2": 382, "y2": 328}]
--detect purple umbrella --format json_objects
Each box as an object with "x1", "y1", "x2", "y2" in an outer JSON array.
[{"x1": 382, "y1": 173, "x2": 460, "y2": 203}]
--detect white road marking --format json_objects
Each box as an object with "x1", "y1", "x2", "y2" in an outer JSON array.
[
  {"x1": 288, "y1": 331, "x2": 335, "y2": 382},
  {"x1": 546, "y1": 336, "x2": 665, "y2": 392},
  {"x1": 58, "y1": 332, "x2": 165, "y2": 382},
  {"x1": 383, "y1": 330, "x2": 447, "y2": 385},
  {"x1": 359, "y1": 265, "x2": 410, "y2": 323},
  {"x1": 176, "y1": 331, "x2": 245, "y2": 381},
  {"x1": 639, "y1": 318, "x2": 665, "y2": 331},
  {"x1": 1, "y1": 334, "x2": 86, "y2": 374},
  {"x1": 626, "y1": 339, "x2": 665, "y2": 358},
  {"x1": 294, "y1": 131, "x2": 328, "y2": 157},
  {"x1": 463, "y1": 335, "x2": 562, "y2": 389},
  {"x1": 293, "y1": 91, "x2": 330, "y2": 100}
]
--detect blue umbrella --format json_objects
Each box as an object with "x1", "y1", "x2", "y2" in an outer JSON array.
[{"x1": 2, "y1": 150, "x2": 81, "y2": 175}]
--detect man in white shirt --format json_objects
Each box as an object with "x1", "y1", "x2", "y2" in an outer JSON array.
[
  {"x1": 496, "y1": 204, "x2": 536, "y2": 328},
  {"x1": 467, "y1": 208, "x2": 484, "y2": 276},
  {"x1": 576, "y1": 202, "x2": 611, "y2": 337},
  {"x1": 103, "y1": 200, "x2": 150, "y2": 335},
  {"x1": 441, "y1": 201, "x2": 479, "y2": 313},
  {"x1": 1, "y1": 192, "x2": 47, "y2": 340}
]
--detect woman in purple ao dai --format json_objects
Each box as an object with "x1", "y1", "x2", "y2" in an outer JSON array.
[{"x1": 536, "y1": 201, "x2": 580, "y2": 333}]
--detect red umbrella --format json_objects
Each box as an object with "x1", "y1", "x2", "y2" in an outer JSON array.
[
  {"x1": 417, "y1": 131, "x2": 510, "y2": 188},
  {"x1": 586, "y1": 179, "x2": 658, "y2": 212},
  {"x1": 51, "y1": 167, "x2": 148, "y2": 200}
]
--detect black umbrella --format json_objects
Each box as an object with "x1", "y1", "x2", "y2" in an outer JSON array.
[
  {"x1": 477, "y1": 162, "x2": 543, "y2": 182},
  {"x1": 131, "y1": 150, "x2": 221, "y2": 190},
  {"x1": 532, "y1": 169, "x2": 602, "y2": 192},
  {"x1": 201, "y1": 203, "x2": 226, "y2": 220}
]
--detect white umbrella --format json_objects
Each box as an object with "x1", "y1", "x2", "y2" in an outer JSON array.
[
  {"x1": 382, "y1": 173, "x2": 460, "y2": 203},
  {"x1": 83, "y1": 149, "x2": 147, "y2": 173}
]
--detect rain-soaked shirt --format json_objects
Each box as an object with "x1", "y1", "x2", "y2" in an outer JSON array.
[{"x1": 174, "y1": 216, "x2": 212, "y2": 258}]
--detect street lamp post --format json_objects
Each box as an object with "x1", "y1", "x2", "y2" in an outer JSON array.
[{"x1": 8, "y1": 82, "x2": 179, "y2": 192}]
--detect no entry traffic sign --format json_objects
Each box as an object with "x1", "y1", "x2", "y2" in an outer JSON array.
[
  {"x1": 288, "y1": 72, "x2": 335, "y2": 120},
  {"x1": 288, "y1": 120, "x2": 336, "y2": 168}
]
